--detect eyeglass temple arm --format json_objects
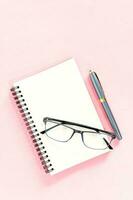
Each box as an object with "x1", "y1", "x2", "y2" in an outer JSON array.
[
  {"x1": 40, "y1": 122, "x2": 64, "y2": 134},
  {"x1": 103, "y1": 138, "x2": 113, "y2": 150},
  {"x1": 44, "y1": 117, "x2": 116, "y2": 138}
]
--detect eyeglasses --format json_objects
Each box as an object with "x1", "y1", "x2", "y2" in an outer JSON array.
[{"x1": 40, "y1": 117, "x2": 116, "y2": 150}]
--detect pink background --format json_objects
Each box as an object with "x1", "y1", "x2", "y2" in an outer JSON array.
[{"x1": 0, "y1": 0, "x2": 133, "y2": 199}]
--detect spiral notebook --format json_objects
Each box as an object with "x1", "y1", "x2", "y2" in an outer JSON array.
[{"x1": 11, "y1": 58, "x2": 110, "y2": 175}]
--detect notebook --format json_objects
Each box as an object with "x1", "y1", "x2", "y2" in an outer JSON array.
[{"x1": 11, "y1": 58, "x2": 110, "y2": 175}]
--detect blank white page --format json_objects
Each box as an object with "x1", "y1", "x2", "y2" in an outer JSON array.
[{"x1": 14, "y1": 58, "x2": 109, "y2": 175}]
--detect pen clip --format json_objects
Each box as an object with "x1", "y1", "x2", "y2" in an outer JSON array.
[{"x1": 94, "y1": 72, "x2": 105, "y2": 97}]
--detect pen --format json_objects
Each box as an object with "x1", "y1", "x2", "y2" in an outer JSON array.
[{"x1": 89, "y1": 70, "x2": 122, "y2": 140}]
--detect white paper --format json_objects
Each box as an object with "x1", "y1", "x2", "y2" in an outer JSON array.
[{"x1": 14, "y1": 58, "x2": 109, "y2": 175}]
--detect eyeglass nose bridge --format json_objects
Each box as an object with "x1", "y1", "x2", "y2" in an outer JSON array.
[
  {"x1": 72, "y1": 130, "x2": 84, "y2": 145},
  {"x1": 74, "y1": 129, "x2": 83, "y2": 134}
]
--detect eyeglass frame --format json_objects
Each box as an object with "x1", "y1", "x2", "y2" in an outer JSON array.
[{"x1": 40, "y1": 117, "x2": 116, "y2": 150}]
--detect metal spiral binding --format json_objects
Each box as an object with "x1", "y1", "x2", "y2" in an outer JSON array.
[{"x1": 11, "y1": 86, "x2": 54, "y2": 173}]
